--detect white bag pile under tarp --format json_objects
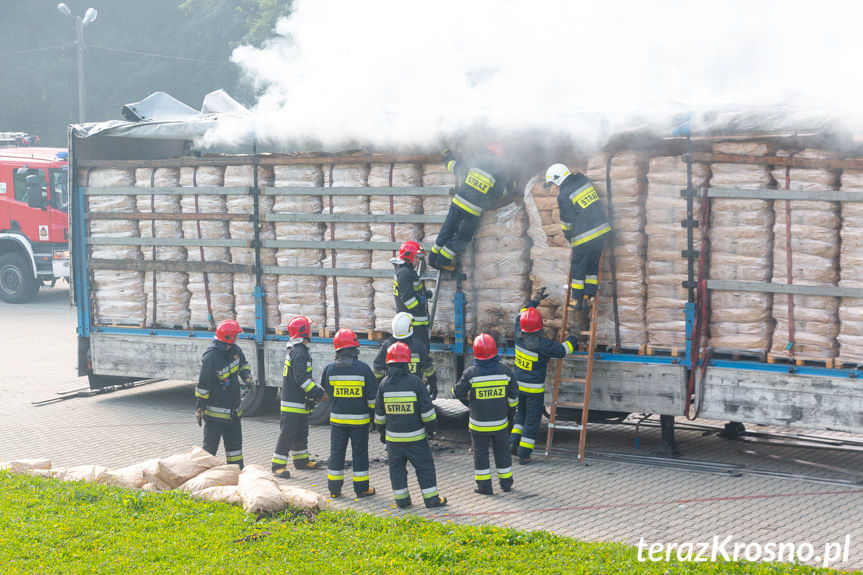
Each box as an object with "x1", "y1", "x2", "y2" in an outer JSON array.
[
  {"x1": 0, "y1": 448, "x2": 326, "y2": 513},
  {"x1": 645, "y1": 157, "x2": 710, "y2": 349},
  {"x1": 87, "y1": 168, "x2": 146, "y2": 325},
  {"x1": 524, "y1": 175, "x2": 571, "y2": 340},
  {"x1": 135, "y1": 167, "x2": 190, "y2": 328},
  {"x1": 369, "y1": 163, "x2": 424, "y2": 332},
  {"x1": 324, "y1": 164, "x2": 374, "y2": 333},
  {"x1": 768, "y1": 149, "x2": 840, "y2": 360},
  {"x1": 468, "y1": 200, "x2": 530, "y2": 341},
  {"x1": 587, "y1": 152, "x2": 648, "y2": 349},
  {"x1": 421, "y1": 163, "x2": 456, "y2": 337},
  {"x1": 181, "y1": 166, "x2": 234, "y2": 328},
  {"x1": 837, "y1": 169, "x2": 863, "y2": 363},
  {"x1": 708, "y1": 141, "x2": 774, "y2": 354},
  {"x1": 273, "y1": 165, "x2": 327, "y2": 331}
]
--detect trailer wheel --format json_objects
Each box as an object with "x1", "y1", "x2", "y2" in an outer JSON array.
[
  {"x1": 239, "y1": 383, "x2": 269, "y2": 417},
  {"x1": 308, "y1": 398, "x2": 331, "y2": 426},
  {"x1": 0, "y1": 253, "x2": 39, "y2": 303}
]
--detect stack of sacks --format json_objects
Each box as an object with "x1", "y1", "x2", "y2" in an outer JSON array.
[
  {"x1": 1, "y1": 448, "x2": 326, "y2": 512},
  {"x1": 524, "y1": 175, "x2": 570, "y2": 340},
  {"x1": 421, "y1": 163, "x2": 456, "y2": 337},
  {"x1": 368, "y1": 163, "x2": 423, "y2": 332},
  {"x1": 180, "y1": 166, "x2": 234, "y2": 328},
  {"x1": 707, "y1": 141, "x2": 774, "y2": 354},
  {"x1": 324, "y1": 164, "x2": 374, "y2": 333},
  {"x1": 135, "y1": 167, "x2": 190, "y2": 328},
  {"x1": 273, "y1": 165, "x2": 326, "y2": 331},
  {"x1": 587, "y1": 152, "x2": 648, "y2": 349},
  {"x1": 838, "y1": 169, "x2": 863, "y2": 363},
  {"x1": 644, "y1": 157, "x2": 711, "y2": 349},
  {"x1": 226, "y1": 165, "x2": 280, "y2": 331},
  {"x1": 469, "y1": 200, "x2": 530, "y2": 342},
  {"x1": 769, "y1": 150, "x2": 840, "y2": 360},
  {"x1": 87, "y1": 168, "x2": 145, "y2": 325}
]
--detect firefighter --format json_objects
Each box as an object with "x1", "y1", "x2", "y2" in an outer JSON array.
[
  {"x1": 373, "y1": 312, "x2": 438, "y2": 400},
  {"x1": 544, "y1": 163, "x2": 611, "y2": 310},
  {"x1": 272, "y1": 316, "x2": 327, "y2": 478},
  {"x1": 453, "y1": 333, "x2": 518, "y2": 495},
  {"x1": 195, "y1": 319, "x2": 252, "y2": 469},
  {"x1": 393, "y1": 240, "x2": 432, "y2": 352},
  {"x1": 428, "y1": 144, "x2": 516, "y2": 272},
  {"x1": 511, "y1": 291, "x2": 580, "y2": 464},
  {"x1": 374, "y1": 341, "x2": 447, "y2": 509},
  {"x1": 320, "y1": 328, "x2": 378, "y2": 499}
]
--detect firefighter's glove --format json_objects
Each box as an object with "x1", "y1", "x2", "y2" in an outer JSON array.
[
  {"x1": 425, "y1": 289, "x2": 434, "y2": 300},
  {"x1": 533, "y1": 286, "x2": 549, "y2": 302},
  {"x1": 379, "y1": 428, "x2": 387, "y2": 444},
  {"x1": 508, "y1": 407, "x2": 516, "y2": 429},
  {"x1": 428, "y1": 381, "x2": 438, "y2": 401},
  {"x1": 195, "y1": 408, "x2": 204, "y2": 427}
]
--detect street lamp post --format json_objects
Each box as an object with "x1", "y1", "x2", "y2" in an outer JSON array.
[{"x1": 57, "y1": 3, "x2": 98, "y2": 123}]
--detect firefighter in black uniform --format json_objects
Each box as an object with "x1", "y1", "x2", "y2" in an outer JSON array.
[
  {"x1": 511, "y1": 292, "x2": 579, "y2": 464},
  {"x1": 195, "y1": 319, "x2": 252, "y2": 469},
  {"x1": 373, "y1": 312, "x2": 438, "y2": 399},
  {"x1": 544, "y1": 163, "x2": 611, "y2": 309},
  {"x1": 453, "y1": 333, "x2": 518, "y2": 495},
  {"x1": 375, "y1": 341, "x2": 447, "y2": 509},
  {"x1": 393, "y1": 240, "x2": 432, "y2": 352},
  {"x1": 428, "y1": 144, "x2": 516, "y2": 272},
  {"x1": 272, "y1": 316, "x2": 327, "y2": 478},
  {"x1": 320, "y1": 328, "x2": 378, "y2": 499}
]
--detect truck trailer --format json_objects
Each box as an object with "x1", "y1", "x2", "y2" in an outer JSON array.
[{"x1": 67, "y1": 118, "x2": 863, "y2": 446}]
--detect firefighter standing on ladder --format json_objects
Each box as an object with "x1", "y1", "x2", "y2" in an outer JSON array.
[
  {"x1": 393, "y1": 240, "x2": 432, "y2": 352},
  {"x1": 544, "y1": 163, "x2": 611, "y2": 310},
  {"x1": 195, "y1": 319, "x2": 252, "y2": 469},
  {"x1": 272, "y1": 316, "x2": 327, "y2": 478},
  {"x1": 511, "y1": 292, "x2": 579, "y2": 464}
]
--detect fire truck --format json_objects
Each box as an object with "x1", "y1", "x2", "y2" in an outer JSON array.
[{"x1": 0, "y1": 134, "x2": 70, "y2": 303}]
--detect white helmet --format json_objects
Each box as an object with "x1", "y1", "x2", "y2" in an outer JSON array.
[
  {"x1": 544, "y1": 163, "x2": 570, "y2": 188},
  {"x1": 391, "y1": 312, "x2": 414, "y2": 340}
]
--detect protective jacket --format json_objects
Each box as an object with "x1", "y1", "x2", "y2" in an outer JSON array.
[
  {"x1": 453, "y1": 358, "x2": 518, "y2": 433},
  {"x1": 448, "y1": 150, "x2": 511, "y2": 217},
  {"x1": 513, "y1": 300, "x2": 575, "y2": 394},
  {"x1": 373, "y1": 335, "x2": 436, "y2": 385},
  {"x1": 281, "y1": 340, "x2": 325, "y2": 415},
  {"x1": 557, "y1": 171, "x2": 611, "y2": 247},
  {"x1": 195, "y1": 340, "x2": 250, "y2": 420},
  {"x1": 321, "y1": 351, "x2": 378, "y2": 427},
  {"x1": 394, "y1": 262, "x2": 430, "y2": 328},
  {"x1": 374, "y1": 364, "x2": 437, "y2": 443}
]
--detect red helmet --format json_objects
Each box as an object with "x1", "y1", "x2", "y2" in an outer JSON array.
[
  {"x1": 472, "y1": 332, "x2": 498, "y2": 360},
  {"x1": 398, "y1": 240, "x2": 423, "y2": 264},
  {"x1": 215, "y1": 319, "x2": 242, "y2": 345},
  {"x1": 333, "y1": 328, "x2": 359, "y2": 351},
  {"x1": 386, "y1": 341, "x2": 411, "y2": 364},
  {"x1": 520, "y1": 307, "x2": 543, "y2": 333},
  {"x1": 287, "y1": 316, "x2": 312, "y2": 339}
]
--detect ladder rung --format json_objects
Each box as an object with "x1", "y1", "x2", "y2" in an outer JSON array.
[
  {"x1": 548, "y1": 423, "x2": 583, "y2": 431},
  {"x1": 559, "y1": 377, "x2": 586, "y2": 384},
  {"x1": 579, "y1": 331, "x2": 593, "y2": 336},
  {"x1": 556, "y1": 401, "x2": 585, "y2": 409}
]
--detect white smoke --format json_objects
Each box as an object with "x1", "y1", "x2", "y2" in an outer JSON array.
[{"x1": 209, "y1": 0, "x2": 863, "y2": 150}]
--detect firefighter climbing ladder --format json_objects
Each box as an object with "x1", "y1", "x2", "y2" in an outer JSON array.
[{"x1": 545, "y1": 260, "x2": 601, "y2": 463}]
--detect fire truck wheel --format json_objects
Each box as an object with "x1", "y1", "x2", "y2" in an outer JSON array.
[{"x1": 0, "y1": 253, "x2": 40, "y2": 303}]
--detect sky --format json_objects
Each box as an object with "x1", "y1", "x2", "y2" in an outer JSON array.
[{"x1": 205, "y1": 0, "x2": 863, "y2": 151}]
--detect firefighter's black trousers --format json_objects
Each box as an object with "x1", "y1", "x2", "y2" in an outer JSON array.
[
  {"x1": 386, "y1": 439, "x2": 441, "y2": 506},
  {"x1": 570, "y1": 235, "x2": 606, "y2": 298},
  {"x1": 472, "y1": 429, "x2": 513, "y2": 491},
  {"x1": 434, "y1": 206, "x2": 480, "y2": 262},
  {"x1": 272, "y1": 412, "x2": 311, "y2": 469},
  {"x1": 203, "y1": 417, "x2": 244, "y2": 468},
  {"x1": 328, "y1": 425, "x2": 370, "y2": 495}
]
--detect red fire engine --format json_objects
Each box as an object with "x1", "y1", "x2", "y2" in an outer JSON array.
[{"x1": 0, "y1": 135, "x2": 69, "y2": 303}]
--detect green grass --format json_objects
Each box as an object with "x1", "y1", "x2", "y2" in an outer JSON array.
[{"x1": 0, "y1": 472, "x2": 855, "y2": 574}]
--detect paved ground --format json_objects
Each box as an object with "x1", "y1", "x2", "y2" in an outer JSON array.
[{"x1": 3, "y1": 285, "x2": 862, "y2": 571}]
